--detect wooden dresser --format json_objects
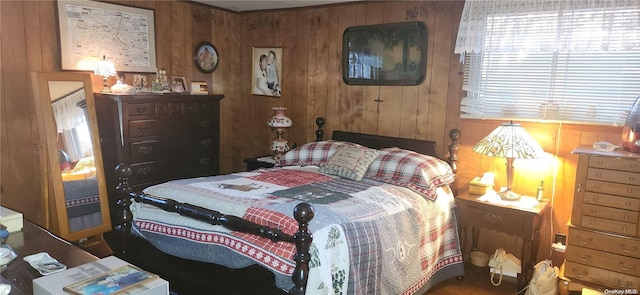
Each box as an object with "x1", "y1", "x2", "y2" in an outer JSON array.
[
  {"x1": 565, "y1": 146, "x2": 640, "y2": 290},
  {"x1": 94, "y1": 93, "x2": 224, "y2": 221}
]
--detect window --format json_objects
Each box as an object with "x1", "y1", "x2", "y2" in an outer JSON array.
[{"x1": 455, "y1": 0, "x2": 640, "y2": 125}]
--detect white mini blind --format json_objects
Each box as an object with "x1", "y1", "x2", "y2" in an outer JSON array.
[{"x1": 456, "y1": 0, "x2": 640, "y2": 125}]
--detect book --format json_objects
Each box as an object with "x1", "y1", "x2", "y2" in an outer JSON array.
[{"x1": 63, "y1": 264, "x2": 158, "y2": 295}]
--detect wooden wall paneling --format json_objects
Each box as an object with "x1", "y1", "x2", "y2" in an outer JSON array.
[
  {"x1": 416, "y1": 2, "x2": 437, "y2": 145},
  {"x1": 426, "y1": 4, "x2": 456, "y2": 158},
  {"x1": 323, "y1": 7, "x2": 340, "y2": 143},
  {"x1": 39, "y1": 0, "x2": 59, "y2": 71},
  {"x1": 292, "y1": 10, "x2": 311, "y2": 141},
  {"x1": 445, "y1": 0, "x2": 465, "y2": 158},
  {"x1": 309, "y1": 8, "x2": 330, "y2": 143},
  {"x1": 155, "y1": 1, "x2": 172, "y2": 72},
  {"x1": 170, "y1": 1, "x2": 186, "y2": 78},
  {"x1": 1, "y1": 1, "x2": 45, "y2": 225},
  {"x1": 334, "y1": 5, "x2": 360, "y2": 134},
  {"x1": 277, "y1": 10, "x2": 303, "y2": 145},
  {"x1": 305, "y1": 10, "x2": 320, "y2": 139}
]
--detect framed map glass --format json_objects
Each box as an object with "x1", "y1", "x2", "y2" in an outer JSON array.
[{"x1": 57, "y1": 0, "x2": 157, "y2": 73}]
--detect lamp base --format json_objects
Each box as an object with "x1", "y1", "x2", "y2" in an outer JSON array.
[{"x1": 497, "y1": 189, "x2": 521, "y2": 201}]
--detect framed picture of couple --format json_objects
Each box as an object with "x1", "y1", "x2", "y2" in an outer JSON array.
[{"x1": 252, "y1": 47, "x2": 282, "y2": 97}]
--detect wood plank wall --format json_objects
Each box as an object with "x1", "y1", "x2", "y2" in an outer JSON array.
[{"x1": 0, "y1": 0, "x2": 626, "y2": 261}]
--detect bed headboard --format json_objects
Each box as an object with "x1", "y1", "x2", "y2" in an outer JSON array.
[{"x1": 331, "y1": 131, "x2": 438, "y2": 158}]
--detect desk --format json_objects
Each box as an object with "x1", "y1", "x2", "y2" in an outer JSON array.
[
  {"x1": 1, "y1": 220, "x2": 98, "y2": 294},
  {"x1": 455, "y1": 191, "x2": 550, "y2": 289}
]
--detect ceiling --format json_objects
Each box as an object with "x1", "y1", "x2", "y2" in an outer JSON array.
[{"x1": 191, "y1": 0, "x2": 361, "y2": 12}]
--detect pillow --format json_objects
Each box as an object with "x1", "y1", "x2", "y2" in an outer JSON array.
[
  {"x1": 318, "y1": 145, "x2": 379, "y2": 181},
  {"x1": 276, "y1": 140, "x2": 364, "y2": 167},
  {"x1": 364, "y1": 147, "x2": 455, "y2": 201}
]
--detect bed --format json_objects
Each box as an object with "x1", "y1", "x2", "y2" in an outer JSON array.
[{"x1": 113, "y1": 120, "x2": 463, "y2": 295}]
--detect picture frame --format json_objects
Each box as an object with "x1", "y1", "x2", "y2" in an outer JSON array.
[
  {"x1": 194, "y1": 42, "x2": 219, "y2": 73},
  {"x1": 252, "y1": 47, "x2": 282, "y2": 97},
  {"x1": 63, "y1": 264, "x2": 157, "y2": 295},
  {"x1": 56, "y1": 0, "x2": 157, "y2": 72},
  {"x1": 342, "y1": 21, "x2": 427, "y2": 86},
  {"x1": 172, "y1": 76, "x2": 187, "y2": 93},
  {"x1": 191, "y1": 81, "x2": 209, "y2": 95}
]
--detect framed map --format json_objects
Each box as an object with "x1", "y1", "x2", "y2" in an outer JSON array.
[{"x1": 57, "y1": 0, "x2": 157, "y2": 73}]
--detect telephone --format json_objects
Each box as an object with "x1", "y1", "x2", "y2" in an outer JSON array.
[{"x1": 488, "y1": 248, "x2": 521, "y2": 286}]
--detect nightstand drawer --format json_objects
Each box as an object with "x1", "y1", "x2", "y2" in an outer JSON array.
[
  {"x1": 458, "y1": 205, "x2": 525, "y2": 235},
  {"x1": 566, "y1": 245, "x2": 640, "y2": 276}
]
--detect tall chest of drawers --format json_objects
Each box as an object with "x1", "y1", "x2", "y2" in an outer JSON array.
[
  {"x1": 94, "y1": 93, "x2": 224, "y2": 223},
  {"x1": 565, "y1": 146, "x2": 640, "y2": 290}
]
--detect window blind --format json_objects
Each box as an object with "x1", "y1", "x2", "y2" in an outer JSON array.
[{"x1": 458, "y1": 1, "x2": 640, "y2": 125}]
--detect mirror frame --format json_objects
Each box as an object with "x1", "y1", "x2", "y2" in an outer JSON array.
[{"x1": 32, "y1": 71, "x2": 112, "y2": 241}]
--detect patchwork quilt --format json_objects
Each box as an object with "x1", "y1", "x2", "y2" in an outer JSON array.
[{"x1": 130, "y1": 166, "x2": 464, "y2": 294}]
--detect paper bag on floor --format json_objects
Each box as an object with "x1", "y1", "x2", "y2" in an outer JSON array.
[{"x1": 525, "y1": 259, "x2": 558, "y2": 295}]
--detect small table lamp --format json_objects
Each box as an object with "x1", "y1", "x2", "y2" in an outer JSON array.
[
  {"x1": 267, "y1": 107, "x2": 292, "y2": 159},
  {"x1": 94, "y1": 56, "x2": 116, "y2": 93},
  {"x1": 472, "y1": 122, "x2": 544, "y2": 201}
]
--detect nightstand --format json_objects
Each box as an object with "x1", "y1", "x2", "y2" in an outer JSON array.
[
  {"x1": 455, "y1": 191, "x2": 550, "y2": 289},
  {"x1": 244, "y1": 155, "x2": 276, "y2": 171}
]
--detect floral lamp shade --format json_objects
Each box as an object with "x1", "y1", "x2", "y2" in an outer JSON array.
[
  {"x1": 94, "y1": 56, "x2": 116, "y2": 93},
  {"x1": 473, "y1": 122, "x2": 544, "y2": 200},
  {"x1": 268, "y1": 107, "x2": 292, "y2": 159}
]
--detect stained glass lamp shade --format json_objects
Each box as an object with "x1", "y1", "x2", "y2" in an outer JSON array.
[{"x1": 472, "y1": 122, "x2": 544, "y2": 200}]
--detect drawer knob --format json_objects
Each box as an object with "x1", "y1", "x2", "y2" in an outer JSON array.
[
  {"x1": 619, "y1": 243, "x2": 638, "y2": 253},
  {"x1": 615, "y1": 278, "x2": 632, "y2": 288},
  {"x1": 571, "y1": 268, "x2": 588, "y2": 278},
  {"x1": 137, "y1": 146, "x2": 153, "y2": 154},
  {"x1": 629, "y1": 176, "x2": 635, "y2": 181},
  {"x1": 577, "y1": 182, "x2": 582, "y2": 192},
  {"x1": 136, "y1": 106, "x2": 147, "y2": 113},
  {"x1": 594, "y1": 185, "x2": 600, "y2": 189},
  {"x1": 625, "y1": 201, "x2": 631, "y2": 207},
  {"x1": 199, "y1": 157, "x2": 211, "y2": 165},
  {"x1": 619, "y1": 261, "x2": 635, "y2": 271},
  {"x1": 592, "y1": 197, "x2": 599, "y2": 202},
  {"x1": 595, "y1": 172, "x2": 602, "y2": 177},
  {"x1": 200, "y1": 120, "x2": 212, "y2": 128},
  {"x1": 577, "y1": 253, "x2": 591, "y2": 262},
  {"x1": 484, "y1": 212, "x2": 503, "y2": 223},
  {"x1": 137, "y1": 125, "x2": 148, "y2": 133},
  {"x1": 577, "y1": 236, "x2": 593, "y2": 245},
  {"x1": 591, "y1": 209, "x2": 597, "y2": 214}
]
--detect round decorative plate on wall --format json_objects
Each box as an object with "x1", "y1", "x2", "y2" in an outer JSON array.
[{"x1": 193, "y1": 42, "x2": 219, "y2": 73}]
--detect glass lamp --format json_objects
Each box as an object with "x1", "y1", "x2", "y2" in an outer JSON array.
[
  {"x1": 472, "y1": 122, "x2": 544, "y2": 201},
  {"x1": 94, "y1": 55, "x2": 116, "y2": 93},
  {"x1": 267, "y1": 107, "x2": 292, "y2": 159}
]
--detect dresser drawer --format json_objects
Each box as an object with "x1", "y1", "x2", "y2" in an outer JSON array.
[
  {"x1": 566, "y1": 245, "x2": 640, "y2": 276},
  {"x1": 589, "y1": 155, "x2": 640, "y2": 173},
  {"x1": 588, "y1": 168, "x2": 640, "y2": 186},
  {"x1": 568, "y1": 226, "x2": 640, "y2": 258},
  {"x1": 129, "y1": 161, "x2": 172, "y2": 183},
  {"x1": 129, "y1": 120, "x2": 175, "y2": 138},
  {"x1": 582, "y1": 203, "x2": 639, "y2": 223},
  {"x1": 125, "y1": 102, "x2": 155, "y2": 116},
  {"x1": 129, "y1": 140, "x2": 179, "y2": 162},
  {"x1": 565, "y1": 261, "x2": 640, "y2": 290},
  {"x1": 585, "y1": 180, "x2": 640, "y2": 199},
  {"x1": 584, "y1": 192, "x2": 640, "y2": 211},
  {"x1": 157, "y1": 102, "x2": 183, "y2": 116},
  {"x1": 581, "y1": 215, "x2": 637, "y2": 236}
]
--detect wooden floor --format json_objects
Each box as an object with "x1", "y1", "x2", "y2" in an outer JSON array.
[{"x1": 427, "y1": 265, "x2": 520, "y2": 295}]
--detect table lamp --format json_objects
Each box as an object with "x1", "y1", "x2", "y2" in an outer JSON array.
[
  {"x1": 94, "y1": 55, "x2": 116, "y2": 93},
  {"x1": 267, "y1": 107, "x2": 292, "y2": 159},
  {"x1": 472, "y1": 122, "x2": 544, "y2": 201}
]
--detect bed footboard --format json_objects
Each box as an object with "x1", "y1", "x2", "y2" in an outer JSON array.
[{"x1": 114, "y1": 164, "x2": 314, "y2": 295}]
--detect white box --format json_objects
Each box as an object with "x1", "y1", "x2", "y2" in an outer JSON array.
[
  {"x1": 0, "y1": 206, "x2": 23, "y2": 233},
  {"x1": 33, "y1": 256, "x2": 168, "y2": 295}
]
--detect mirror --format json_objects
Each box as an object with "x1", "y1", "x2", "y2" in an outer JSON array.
[{"x1": 32, "y1": 72, "x2": 112, "y2": 247}]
